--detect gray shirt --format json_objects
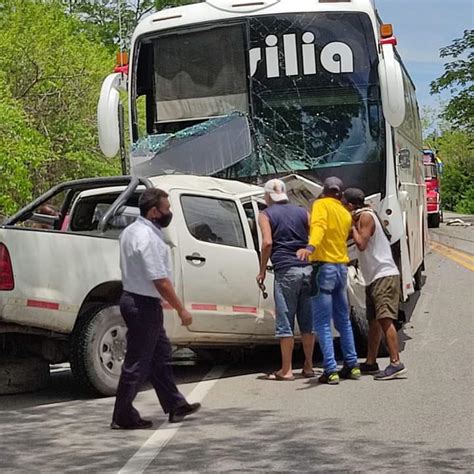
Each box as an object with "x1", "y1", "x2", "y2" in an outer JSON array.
[{"x1": 119, "y1": 216, "x2": 172, "y2": 298}]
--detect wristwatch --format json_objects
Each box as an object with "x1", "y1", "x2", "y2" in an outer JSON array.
[{"x1": 305, "y1": 245, "x2": 315, "y2": 253}]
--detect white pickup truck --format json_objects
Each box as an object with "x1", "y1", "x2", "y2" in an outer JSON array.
[{"x1": 0, "y1": 174, "x2": 367, "y2": 395}]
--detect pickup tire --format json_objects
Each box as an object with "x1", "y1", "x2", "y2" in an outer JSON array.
[
  {"x1": 0, "y1": 356, "x2": 50, "y2": 394},
  {"x1": 70, "y1": 305, "x2": 127, "y2": 396}
]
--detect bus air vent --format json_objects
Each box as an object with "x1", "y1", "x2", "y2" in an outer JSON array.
[
  {"x1": 152, "y1": 14, "x2": 183, "y2": 23},
  {"x1": 207, "y1": 0, "x2": 280, "y2": 12}
]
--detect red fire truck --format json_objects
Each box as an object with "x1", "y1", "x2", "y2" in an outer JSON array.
[{"x1": 423, "y1": 149, "x2": 442, "y2": 228}]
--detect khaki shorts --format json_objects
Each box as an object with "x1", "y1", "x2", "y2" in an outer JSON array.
[{"x1": 365, "y1": 275, "x2": 400, "y2": 321}]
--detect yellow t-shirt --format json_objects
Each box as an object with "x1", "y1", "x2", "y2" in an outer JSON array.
[{"x1": 308, "y1": 197, "x2": 352, "y2": 264}]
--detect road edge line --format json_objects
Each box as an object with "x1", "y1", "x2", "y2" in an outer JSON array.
[{"x1": 429, "y1": 241, "x2": 474, "y2": 271}]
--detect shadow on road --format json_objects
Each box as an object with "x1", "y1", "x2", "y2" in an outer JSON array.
[
  {"x1": 0, "y1": 401, "x2": 471, "y2": 472},
  {"x1": 0, "y1": 346, "x2": 318, "y2": 411},
  {"x1": 0, "y1": 333, "x2": 411, "y2": 412},
  {"x1": 2, "y1": 275, "x2": 424, "y2": 411}
]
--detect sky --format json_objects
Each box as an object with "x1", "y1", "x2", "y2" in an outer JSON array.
[{"x1": 375, "y1": 0, "x2": 473, "y2": 116}]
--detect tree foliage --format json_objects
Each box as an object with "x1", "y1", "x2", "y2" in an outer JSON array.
[
  {"x1": 0, "y1": 74, "x2": 52, "y2": 215},
  {"x1": 0, "y1": 0, "x2": 202, "y2": 216},
  {"x1": 69, "y1": 0, "x2": 199, "y2": 49},
  {"x1": 0, "y1": 0, "x2": 119, "y2": 215},
  {"x1": 427, "y1": 30, "x2": 474, "y2": 214},
  {"x1": 424, "y1": 128, "x2": 474, "y2": 214},
  {"x1": 430, "y1": 29, "x2": 474, "y2": 132}
]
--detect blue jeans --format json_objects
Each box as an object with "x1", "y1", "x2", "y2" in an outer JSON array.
[
  {"x1": 274, "y1": 266, "x2": 313, "y2": 337},
  {"x1": 311, "y1": 263, "x2": 358, "y2": 374}
]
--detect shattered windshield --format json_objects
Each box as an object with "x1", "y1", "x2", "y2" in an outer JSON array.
[
  {"x1": 132, "y1": 12, "x2": 385, "y2": 194},
  {"x1": 132, "y1": 113, "x2": 252, "y2": 177}
]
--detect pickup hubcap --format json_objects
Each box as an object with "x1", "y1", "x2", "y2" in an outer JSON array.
[{"x1": 99, "y1": 325, "x2": 127, "y2": 376}]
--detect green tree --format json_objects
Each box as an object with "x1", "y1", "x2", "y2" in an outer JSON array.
[
  {"x1": 436, "y1": 131, "x2": 474, "y2": 214},
  {"x1": 423, "y1": 128, "x2": 474, "y2": 214},
  {"x1": 430, "y1": 29, "x2": 474, "y2": 131},
  {"x1": 69, "y1": 0, "x2": 199, "y2": 50},
  {"x1": 0, "y1": 0, "x2": 119, "y2": 212},
  {"x1": 428, "y1": 30, "x2": 474, "y2": 214},
  {"x1": 0, "y1": 74, "x2": 52, "y2": 216}
]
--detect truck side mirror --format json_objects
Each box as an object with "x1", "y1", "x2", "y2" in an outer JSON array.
[
  {"x1": 97, "y1": 73, "x2": 126, "y2": 158},
  {"x1": 378, "y1": 42, "x2": 406, "y2": 128}
]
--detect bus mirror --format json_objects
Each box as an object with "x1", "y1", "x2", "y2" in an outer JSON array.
[
  {"x1": 97, "y1": 73, "x2": 126, "y2": 158},
  {"x1": 378, "y1": 43, "x2": 405, "y2": 128}
]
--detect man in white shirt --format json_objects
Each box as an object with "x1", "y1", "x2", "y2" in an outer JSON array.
[
  {"x1": 112, "y1": 188, "x2": 200, "y2": 429},
  {"x1": 344, "y1": 188, "x2": 407, "y2": 381}
]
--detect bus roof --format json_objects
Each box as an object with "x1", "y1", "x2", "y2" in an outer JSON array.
[{"x1": 132, "y1": 0, "x2": 379, "y2": 45}]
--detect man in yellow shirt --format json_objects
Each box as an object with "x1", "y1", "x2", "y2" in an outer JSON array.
[{"x1": 297, "y1": 177, "x2": 360, "y2": 384}]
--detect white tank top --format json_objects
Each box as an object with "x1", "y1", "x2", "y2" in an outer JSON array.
[{"x1": 356, "y1": 210, "x2": 399, "y2": 285}]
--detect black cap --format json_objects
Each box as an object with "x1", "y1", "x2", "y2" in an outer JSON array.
[
  {"x1": 322, "y1": 177, "x2": 344, "y2": 198},
  {"x1": 344, "y1": 187, "x2": 366, "y2": 207}
]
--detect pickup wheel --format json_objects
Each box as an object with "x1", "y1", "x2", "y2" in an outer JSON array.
[{"x1": 70, "y1": 305, "x2": 126, "y2": 396}]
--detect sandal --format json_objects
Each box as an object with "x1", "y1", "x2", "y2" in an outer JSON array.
[
  {"x1": 259, "y1": 372, "x2": 295, "y2": 381},
  {"x1": 301, "y1": 369, "x2": 316, "y2": 378}
]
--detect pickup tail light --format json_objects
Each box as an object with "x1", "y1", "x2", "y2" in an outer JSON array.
[{"x1": 0, "y1": 243, "x2": 14, "y2": 290}]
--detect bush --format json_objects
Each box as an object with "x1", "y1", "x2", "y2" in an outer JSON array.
[
  {"x1": 441, "y1": 159, "x2": 474, "y2": 214},
  {"x1": 456, "y1": 187, "x2": 474, "y2": 214}
]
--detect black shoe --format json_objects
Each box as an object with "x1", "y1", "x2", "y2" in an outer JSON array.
[
  {"x1": 110, "y1": 418, "x2": 153, "y2": 430},
  {"x1": 360, "y1": 362, "x2": 380, "y2": 375},
  {"x1": 318, "y1": 372, "x2": 340, "y2": 385},
  {"x1": 338, "y1": 364, "x2": 361, "y2": 380},
  {"x1": 169, "y1": 402, "x2": 201, "y2": 423}
]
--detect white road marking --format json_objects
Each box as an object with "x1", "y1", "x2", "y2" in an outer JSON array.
[{"x1": 118, "y1": 365, "x2": 227, "y2": 474}]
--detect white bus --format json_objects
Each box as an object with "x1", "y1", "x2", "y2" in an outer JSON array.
[{"x1": 99, "y1": 0, "x2": 426, "y2": 303}]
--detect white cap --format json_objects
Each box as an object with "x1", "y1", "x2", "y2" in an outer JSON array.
[{"x1": 263, "y1": 179, "x2": 289, "y2": 203}]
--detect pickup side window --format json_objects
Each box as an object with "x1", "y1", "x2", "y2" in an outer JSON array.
[
  {"x1": 70, "y1": 193, "x2": 141, "y2": 233},
  {"x1": 181, "y1": 195, "x2": 246, "y2": 248}
]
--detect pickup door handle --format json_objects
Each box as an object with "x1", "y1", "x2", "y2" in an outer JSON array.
[{"x1": 186, "y1": 254, "x2": 206, "y2": 263}]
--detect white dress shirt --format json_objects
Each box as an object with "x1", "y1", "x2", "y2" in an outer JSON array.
[{"x1": 120, "y1": 216, "x2": 173, "y2": 298}]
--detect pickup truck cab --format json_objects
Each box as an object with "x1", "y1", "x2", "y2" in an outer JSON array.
[{"x1": 0, "y1": 174, "x2": 367, "y2": 395}]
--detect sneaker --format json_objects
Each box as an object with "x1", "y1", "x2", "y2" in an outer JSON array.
[
  {"x1": 318, "y1": 372, "x2": 340, "y2": 385},
  {"x1": 360, "y1": 362, "x2": 380, "y2": 375},
  {"x1": 339, "y1": 365, "x2": 361, "y2": 380},
  {"x1": 169, "y1": 402, "x2": 201, "y2": 423},
  {"x1": 374, "y1": 362, "x2": 407, "y2": 380}
]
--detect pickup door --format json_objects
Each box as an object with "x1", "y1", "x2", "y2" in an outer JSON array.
[{"x1": 171, "y1": 189, "x2": 263, "y2": 335}]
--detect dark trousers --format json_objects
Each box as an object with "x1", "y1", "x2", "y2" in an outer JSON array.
[{"x1": 112, "y1": 291, "x2": 186, "y2": 425}]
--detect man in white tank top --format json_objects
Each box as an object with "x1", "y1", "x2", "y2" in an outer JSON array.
[{"x1": 344, "y1": 188, "x2": 407, "y2": 380}]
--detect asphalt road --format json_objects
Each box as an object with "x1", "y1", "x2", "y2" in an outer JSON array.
[{"x1": 1, "y1": 225, "x2": 473, "y2": 473}]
